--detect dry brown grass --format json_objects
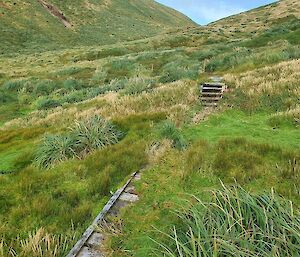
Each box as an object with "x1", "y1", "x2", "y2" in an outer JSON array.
[
  {"x1": 224, "y1": 59, "x2": 300, "y2": 96},
  {"x1": 2, "y1": 80, "x2": 198, "y2": 130},
  {"x1": 0, "y1": 228, "x2": 77, "y2": 257}
]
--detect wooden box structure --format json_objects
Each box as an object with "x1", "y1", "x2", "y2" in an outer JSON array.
[{"x1": 200, "y1": 82, "x2": 227, "y2": 107}]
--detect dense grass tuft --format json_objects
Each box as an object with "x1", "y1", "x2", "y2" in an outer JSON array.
[
  {"x1": 158, "y1": 183, "x2": 300, "y2": 257},
  {"x1": 35, "y1": 116, "x2": 123, "y2": 168},
  {"x1": 71, "y1": 115, "x2": 123, "y2": 156},
  {"x1": 35, "y1": 135, "x2": 76, "y2": 169},
  {"x1": 158, "y1": 121, "x2": 187, "y2": 150},
  {"x1": 0, "y1": 227, "x2": 78, "y2": 257}
]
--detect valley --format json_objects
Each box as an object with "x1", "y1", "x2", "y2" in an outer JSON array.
[{"x1": 0, "y1": 0, "x2": 300, "y2": 256}]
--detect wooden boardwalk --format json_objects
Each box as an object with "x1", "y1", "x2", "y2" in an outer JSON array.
[
  {"x1": 66, "y1": 172, "x2": 141, "y2": 257},
  {"x1": 66, "y1": 81, "x2": 228, "y2": 256}
]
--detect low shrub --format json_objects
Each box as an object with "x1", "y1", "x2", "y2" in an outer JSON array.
[
  {"x1": 106, "y1": 58, "x2": 138, "y2": 80},
  {"x1": 0, "y1": 89, "x2": 17, "y2": 104},
  {"x1": 2, "y1": 79, "x2": 26, "y2": 91},
  {"x1": 63, "y1": 90, "x2": 87, "y2": 104},
  {"x1": 91, "y1": 69, "x2": 107, "y2": 83},
  {"x1": 108, "y1": 79, "x2": 127, "y2": 92},
  {"x1": 159, "y1": 60, "x2": 199, "y2": 83},
  {"x1": 62, "y1": 79, "x2": 84, "y2": 91},
  {"x1": 158, "y1": 184, "x2": 300, "y2": 256}
]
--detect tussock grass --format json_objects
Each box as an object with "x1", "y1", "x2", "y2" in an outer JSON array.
[
  {"x1": 224, "y1": 59, "x2": 300, "y2": 113},
  {"x1": 1, "y1": 1, "x2": 300, "y2": 254},
  {"x1": 268, "y1": 106, "x2": 300, "y2": 128},
  {"x1": 122, "y1": 77, "x2": 154, "y2": 95},
  {"x1": 158, "y1": 121, "x2": 187, "y2": 150},
  {"x1": 71, "y1": 115, "x2": 123, "y2": 156},
  {"x1": 0, "y1": 228, "x2": 78, "y2": 257},
  {"x1": 35, "y1": 115, "x2": 123, "y2": 168},
  {"x1": 35, "y1": 135, "x2": 77, "y2": 169},
  {"x1": 158, "y1": 184, "x2": 300, "y2": 257}
]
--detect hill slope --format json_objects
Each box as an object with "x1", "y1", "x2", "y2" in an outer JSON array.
[
  {"x1": 0, "y1": 0, "x2": 195, "y2": 55},
  {"x1": 209, "y1": 0, "x2": 300, "y2": 34}
]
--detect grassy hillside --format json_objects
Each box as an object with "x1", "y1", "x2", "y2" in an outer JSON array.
[
  {"x1": 0, "y1": 0, "x2": 300, "y2": 256},
  {"x1": 0, "y1": 0, "x2": 195, "y2": 55}
]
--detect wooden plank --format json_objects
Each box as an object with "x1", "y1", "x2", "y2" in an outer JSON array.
[
  {"x1": 202, "y1": 87, "x2": 223, "y2": 90},
  {"x1": 201, "y1": 92, "x2": 223, "y2": 96},
  {"x1": 201, "y1": 97, "x2": 222, "y2": 101},
  {"x1": 66, "y1": 172, "x2": 138, "y2": 257}
]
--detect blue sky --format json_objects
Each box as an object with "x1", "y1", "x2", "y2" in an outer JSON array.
[{"x1": 156, "y1": 0, "x2": 277, "y2": 25}]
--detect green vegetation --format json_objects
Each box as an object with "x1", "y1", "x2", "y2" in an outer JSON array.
[
  {"x1": 158, "y1": 184, "x2": 300, "y2": 256},
  {"x1": 35, "y1": 134, "x2": 76, "y2": 169},
  {"x1": 35, "y1": 115, "x2": 124, "y2": 169},
  {"x1": 0, "y1": 113, "x2": 156, "y2": 256},
  {"x1": 107, "y1": 134, "x2": 300, "y2": 256},
  {"x1": 0, "y1": 0, "x2": 194, "y2": 55},
  {"x1": 0, "y1": 0, "x2": 300, "y2": 256},
  {"x1": 158, "y1": 120, "x2": 187, "y2": 150}
]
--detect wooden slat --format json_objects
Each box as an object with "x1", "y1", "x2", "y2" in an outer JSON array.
[{"x1": 201, "y1": 97, "x2": 222, "y2": 101}]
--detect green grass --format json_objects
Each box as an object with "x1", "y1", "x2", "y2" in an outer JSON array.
[
  {"x1": 158, "y1": 184, "x2": 300, "y2": 256},
  {"x1": 108, "y1": 134, "x2": 300, "y2": 256},
  {"x1": 0, "y1": 0, "x2": 194, "y2": 56},
  {"x1": 184, "y1": 110, "x2": 300, "y2": 149},
  {"x1": 0, "y1": 113, "x2": 162, "y2": 256}
]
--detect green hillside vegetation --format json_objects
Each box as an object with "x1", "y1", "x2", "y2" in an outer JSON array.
[
  {"x1": 0, "y1": 0, "x2": 195, "y2": 55},
  {"x1": 0, "y1": 0, "x2": 300, "y2": 256}
]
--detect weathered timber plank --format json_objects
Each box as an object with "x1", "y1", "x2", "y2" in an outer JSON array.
[{"x1": 66, "y1": 172, "x2": 138, "y2": 257}]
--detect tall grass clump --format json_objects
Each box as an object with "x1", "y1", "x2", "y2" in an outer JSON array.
[
  {"x1": 37, "y1": 98, "x2": 61, "y2": 110},
  {"x1": 35, "y1": 135, "x2": 77, "y2": 169},
  {"x1": 0, "y1": 228, "x2": 78, "y2": 257},
  {"x1": 158, "y1": 121, "x2": 187, "y2": 150},
  {"x1": 157, "y1": 183, "x2": 300, "y2": 257},
  {"x1": 71, "y1": 115, "x2": 123, "y2": 156},
  {"x1": 123, "y1": 77, "x2": 154, "y2": 95},
  {"x1": 35, "y1": 116, "x2": 123, "y2": 168},
  {"x1": 268, "y1": 107, "x2": 300, "y2": 128}
]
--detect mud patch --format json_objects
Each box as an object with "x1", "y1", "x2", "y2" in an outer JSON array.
[{"x1": 38, "y1": 0, "x2": 72, "y2": 28}]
